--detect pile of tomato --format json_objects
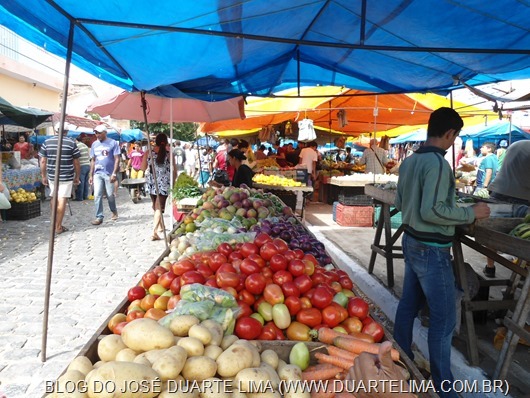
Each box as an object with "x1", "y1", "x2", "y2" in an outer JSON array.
[{"x1": 121, "y1": 230, "x2": 385, "y2": 343}]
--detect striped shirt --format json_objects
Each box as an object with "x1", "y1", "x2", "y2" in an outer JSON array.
[
  {"x1": 76, "y1": 141, "x2": 90, "y2": 166},
  {"x1": 39, "y1": 136, "x2": 81, "y2": 181}
]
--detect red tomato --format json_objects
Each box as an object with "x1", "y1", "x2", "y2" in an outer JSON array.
[
  {"x1": 222, "y1": 286, "x2": 238, "y2": 298},
  {"x1": 347, "y1": 297, "x2": 370, "y2": 320},
  {"x1": 208, "y1": 252, "x2": 228, "y2": 272},
  {"x1": 245, "y1": 273, "x2": 267, "y2": 295},
  {"x1": 281, "y1": 281, "x2": 300, "y2": 298},
  {"x1": 228, "y1": 251, "x2": 244, "y2": 261},
  {"x1": 152, "y1": 266, "x2": 167, "y2": 277},
  {"x1": 269, "y1": 254, "x2": 288, "y2": 272},
  {"x1": 283, "y1": 250, "x2": 297, "y2": 262},
  {"x1": 341, "y1": 317, "x2": 363, "y2": 334},
  {"x1": 325, "y1": 270, "x2": 340, "y2": 283},
  {"x1": 339, "y1": 276, "x2": 354, "y2": 290},
  {"x1": 217, "y1": 263, "x2": 237, "y2": 274},
  {"x1": 254, "y1": 232, "x2": 273, "y2": 247},
  {"x1": 362, "y1": 316, "x2": 375, "y2": 326},
  {"x1": 217, "y1": 242, "x2": 233, "y2": 257},
  {"x1": 272, "y1": 238, "x2": 289, "y2": 253},
  {"x1": 300, "y1": 297, "x2": 312, "y2": 309},
  {"x1": 258, "y1": 322, "x2": 277, "y2": 340},
  {"x1": 261, "y1": 266, "x2": 273, "y2": 279},
  {"x1": 294, "y1": 274, "x2": 313, "y2": 294},
  {"x1": 311, "y1": 286, "x2": 334, "y2": 309},
  {"x1": 303, "y1": 260, "x2": 315, "y2": 276},
  {"x1": 303, "y1": 253, "x2": 319, "y2": 268},
  {"x1": 238, "y1": 289, "x2": 256, "y2": 306},
  {"x1": 171, "y1": 260, "x2": 196, "y2": 276},
  {"x1": 336, "y1": 269, "x2": 348, "y2": 278},
  {"x1": 288, "y1": 259, "x2": 306, "y2": 277},
  {"x1": 272, "y1": 270, "x2": 293, "y2": 286},
  {"x1": 240, "y1": 242, "x2": 259, "y2": 258},
  {"x1": 235, "y1": 274, "x2": 246, "y2": 292},
  {"x1": 260, "y1": 242, "x2": 279, "y2": 261},
  {"x1": 248, "y1": 253, "x2": 266, "y2": 268},
  {"x1": 311, "y1": 272, "x2": 328, "y2": 286},
  {"x1": 126, "y1": 310, "x2": 145, "y2": 323},
  {"x1": 362, "y1": 320, "x2": 385, "y2": 343},
  {"x1": 296, "y1": 308, "x2": 322, "y2": 328},
  {"x1": 235, "y1": 317, "x2": 263, "y2": 340},
  {"x1": 157, "y1": 271, "x2": 177, "y2": 289},
  {"x1": 196, "y1": 264, "x2": 213, "y2": 279},
  {"x1": 293, "y1": 249, "x2": 305, "y2": 259},
  {"x1": 180, "y1": 270, "x2": 206, "y2": 286},
  {"x1": 216, "y1": 271, "x2": 240, "y2": 288},
  {"x1": 322, "y1": 305, "x2": 342, "y2": 328},
  {"x1": 240, "y1": 258, "x2": 261, "y2": 275},
  {"x1": 263, "y1": 283, "x2": 284, "y2": 305},
  {"x1": 204, "y1": 278, "x2": 218, "y2": 288},
  {"x1": 330, "y1": 302, "x2": 349, "y2": 323},
  {"x1": 285, "y1": 296, "x2": 302, "y2": 316},
  {"x1": 169, "y1": 276, "x2": 182, "y2": 294},
  {"x1": 128, "y1": 286, "x2": 146, "y2": 302},
  {"x1": 141, "y1": 271, "x2": 158, "y2": 289},
  {"x1": 237, "y1": 301, "x2": 253, "y2": 319}
]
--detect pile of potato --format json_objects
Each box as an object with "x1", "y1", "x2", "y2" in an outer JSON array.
[{"x1": 46, "y1": 315, "x2": 309, "y2": 398}]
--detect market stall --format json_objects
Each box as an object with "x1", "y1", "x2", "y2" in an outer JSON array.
[
  {"x1": 2, "y1": 164, "x2": 42, "y2": 191},
  {"x1": 47, "y1": 185, "x2": 437, "y2": 398}
]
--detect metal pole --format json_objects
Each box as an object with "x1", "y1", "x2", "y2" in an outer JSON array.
[
  {"x1": 41, "y1": 20, "x2": 74, "y2": 362},
  {"x1": 508, "y1": 114, "x2": 513, "y2": 145},
  {"x1": 169, "y1": 99, "x2": 174, "y2": 227},
  {"x1": 141, "y1": 92, "x2": 168, "y2": 248}
]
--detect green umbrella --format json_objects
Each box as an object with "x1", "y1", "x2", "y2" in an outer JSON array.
[{"x1": 0, "y1": 96, "x2": 53, "y2": 129}]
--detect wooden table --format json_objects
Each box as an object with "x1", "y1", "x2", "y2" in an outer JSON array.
[
  {"x1": 364, "y1": 184, "x2": 403, "y2": 288},
  {"x1": 454, "y1": 218, "x2": 529, "y2": 375}
]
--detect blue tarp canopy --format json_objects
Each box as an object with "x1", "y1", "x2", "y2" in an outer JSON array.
[
  {"x1": 67, "y1": 130, "x2": 120, "y2": 141},
  {"x1": 120, "y1": 129, "x2": 145, "y2": 143},
  {"x1": 389, "y1": 121, "x2": 530, "y2": 146},
  {"x1": 195, "y1": 136, "x2": 219, "y2": 148},
  {"x1": 2, "y1": 2, "x2": 530, "y2": 100}
]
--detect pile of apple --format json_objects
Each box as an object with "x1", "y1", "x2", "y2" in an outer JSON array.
[{"x1": 114, "y1": 231, "x2": 384, "y2": 343}]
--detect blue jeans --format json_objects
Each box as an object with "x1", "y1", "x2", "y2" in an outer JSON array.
[
  {"x1": 394, "y1": 234, "x2": 458, "y2": 398},
  {"x1": 75, "y1": 165, "x2": 90, "y2": 201},
  {"x1": 198, "y1": 170, "x2": 210, "y2": 186},
  {"x1": 93, "y1": 173, "x2": 117, "y2": 220}
]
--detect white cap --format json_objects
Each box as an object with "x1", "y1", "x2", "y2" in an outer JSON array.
[
  {"x1": 54, "y1": 122, "x2": 70, "y2": 132},
  {"x1": 94, "y1": 124, "x2": 107, "y2": 133}
]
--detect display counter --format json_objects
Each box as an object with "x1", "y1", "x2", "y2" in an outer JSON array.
[{"x1": 253, "y1": 182, "x2": 313, "y2": 218}]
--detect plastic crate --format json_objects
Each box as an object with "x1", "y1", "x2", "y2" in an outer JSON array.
[
  {"x1": 6, "y1": 200, "x2": 41, "y2": 220},
  {"x1": 336, "y1": 204, "x2": 373, "y2": 227},
  {"x1": 338, "y1": 194, "x2": 373, "y2": 206},
  {"x1": 374, "y1": 206, "x2": 402, "y2": 229},
  {"x1": 332, "y1": 201, "x2": 339, "y2": 222}
]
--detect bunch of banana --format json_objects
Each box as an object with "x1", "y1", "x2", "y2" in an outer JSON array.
[{"x1": 509, "y1": 214, "x2": 530, "y2": 239}]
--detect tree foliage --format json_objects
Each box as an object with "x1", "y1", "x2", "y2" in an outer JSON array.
[{"x1": 130, "y1": 121, "x2": 198, "y2": 142}]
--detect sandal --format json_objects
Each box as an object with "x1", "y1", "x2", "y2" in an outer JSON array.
[
  {"x1": 56, "y1": 226, "x2": 69, "y2": 234},
  {"x1": 150, "y1": 234, "x2": 161, "y2": 241}
]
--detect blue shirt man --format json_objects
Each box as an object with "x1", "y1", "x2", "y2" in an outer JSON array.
[{"x1": 475, "y1": 142, "x2": 498, "y2": 190}]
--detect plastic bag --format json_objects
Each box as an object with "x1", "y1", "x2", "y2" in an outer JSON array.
[
  {"x1": 159, "y1": 301, "x2": 215, "y2": 327},
  {"x1": 180, "y1": 284, "x2": 237, "y2": 308}
]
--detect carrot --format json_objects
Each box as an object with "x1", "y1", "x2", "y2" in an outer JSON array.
[
  {"x1": 318, "y1": 327, "x2": 374, "y2": 344},
  {"x1": 318, "y1": 327, "x2": 348, "y2": 344},
  {"x1": 315, "y1": 352, "x2": 354, "y2": 370},
  {"x1": 326, "y1": 345, "x2": 359, "y2": 361},
  {"x1": 302, "y1": 363, "x2": 343, "y2": 381},
  {"x1": 333, "y1": 336, "x2": 400, "y2": 361}
]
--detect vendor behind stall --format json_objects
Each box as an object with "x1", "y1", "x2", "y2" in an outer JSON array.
[
  {"x1": 483, "y1": 140, "x2": 530, "y2": 277},
  {"x1": 13, "y1": 135, "x2": 33, "y2": 160},
  {"x1": 227, "y1": 149, "x2": 254, "y2": 188}
]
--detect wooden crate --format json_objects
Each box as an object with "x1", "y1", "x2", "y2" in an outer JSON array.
[{"x1": 336, "y1": 204, "x2": 373, "y2": 227}]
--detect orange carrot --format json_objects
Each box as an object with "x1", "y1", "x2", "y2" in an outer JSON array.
[
  {"x1": 302, "y1": 364, "x2": 343, "y2": 381},
  {"x1": 318, "y1": 327, "x2": 348, "y2": 344},
  {"x1": 318, "y1": 327, "x2": 374, "y2": 344},
  {"x1": 333, "y1": 336, "x2": 400, "y2": 361},
  {"x1": 315, "y1": 352, "x2": 354, "y2": 370},
  {"x1": 326, "y1": 345, "x2": 359, "y2": 361}
]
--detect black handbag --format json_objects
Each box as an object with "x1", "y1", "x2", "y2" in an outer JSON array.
[{"x1": 213, "y1": 169, "x2": 230, "y2": 186}]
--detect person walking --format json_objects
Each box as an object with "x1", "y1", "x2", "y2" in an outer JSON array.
[
  {"x1": 359, "y1": 138, "x2": 388, "y2": 174},
  {"x1": 394, "y1": 107, "x2": 491, "y2": 398},
  {"x1": 172, "y1": 140, "x2": 186, "y2": 176},
  {"x1": 141, "y1": 133, "x2": 176, "y2": 241},
  {"x1": 184, "y1": 143, "x2": 197, "y2": 179},
  {"x1": 74, "y1": 135, "x2": 90, "y2": 201},
  {"x1": 89, "y1": 125, "x2": 120, "y2": 225},
  {"x1": 39, "y1": 123, "x2": 81, "y2": 234}
]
